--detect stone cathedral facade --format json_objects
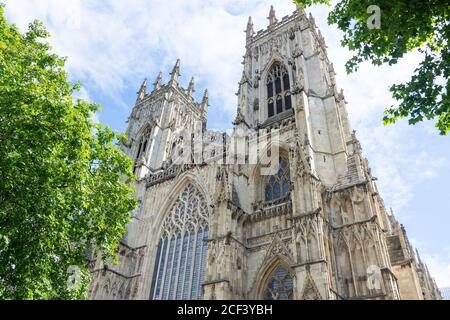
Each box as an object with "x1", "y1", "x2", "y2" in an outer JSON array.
[{"x1": 88, "y1": 7, "x2": 442, "y2": 300}]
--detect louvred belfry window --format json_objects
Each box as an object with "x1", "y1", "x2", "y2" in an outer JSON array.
[
  {"x1": 149, "y1": 184, "x2": 209, "y2": 300},
  {"x1": 266, "y1": 63, "x2": 292, "y2": 118}
]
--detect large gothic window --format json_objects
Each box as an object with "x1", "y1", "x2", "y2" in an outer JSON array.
[
  {"x1": 150, "y1": 184, "x2": 209, "y2": 300},
  {"x1": 264, "y1": 266, "x2": 294, "y2": 300},
  {"x1": 266, "y1": 63, "x2": 292, "y2": 118},
  {"x1": 264, "y1": 157, "x2": 291, "y2": 202}
]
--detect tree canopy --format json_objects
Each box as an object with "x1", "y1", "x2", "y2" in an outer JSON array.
[
  {"x1": 294, "y1": 0, "x2": 449, "y2": 135},
  {"x1": 0, "y1": 5, "x2": 137, "y2": 299}
]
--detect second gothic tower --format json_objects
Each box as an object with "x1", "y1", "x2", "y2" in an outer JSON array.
[{"x1": 123, "y1": 59, "x2": 209, "y2": 179}]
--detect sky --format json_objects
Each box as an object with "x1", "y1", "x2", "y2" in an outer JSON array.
[{"x1": 4, "y1": 0, "x2": 450, "y2": 288}]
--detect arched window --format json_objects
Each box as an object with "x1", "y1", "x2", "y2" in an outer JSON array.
[
  {"x1": 266, "y1": 63, "x2": 292, "y2": 118},
  {"x1": 133, "y1": 126, "x2": 152, "y2": 174},
  {"x1": 150, "y1": 184, "x2": 209, "y2": 300},
  {"x1": 264, "y1": 266, "x2": 294, "y2": 300},
  {"x1": 264, "y1": 157, "x2": 291, "y2": 202}
]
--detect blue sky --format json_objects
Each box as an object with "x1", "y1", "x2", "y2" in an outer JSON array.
[{"x1": 4, "y1": 0, "x2": 450, "y2": 287}]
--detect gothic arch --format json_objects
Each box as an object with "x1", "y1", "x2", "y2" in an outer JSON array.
[
  {"x1": 350, "y1": 238, "x2": 367, "y2": 296},
  {"x1": 336, "y1": 235, "x2": 354, "y2": 298},
  {"x1": 306, "y1": 228, "x2": 319, "y2": 262},
  {"x1": 295, "y1": 223, "x2": 308, "y2": 263},
  {"x1": 152, "y1": 172, "x2": 212, "y2": 240},
  {"x1": 166, "y1": 128, "x2": 188, "y2": 162},
  {"x1": 365, "y1": 239, "x2": 379, "y2": 268},
  {"x1": 249, "y1": 144, "x2": 291, "y2": 203},
  {"x1": 148, "y1": 178, "x2": 210, "y2": 300},
  {"x1": 253, "y1": 255, "x2": 295, "y2": 300},
  {"x1": 259, "y1": 56, "x2": 292, "y2": 122},
  {"x1": 261, "y1": 55, "x2": 287, "y2": 75},
  {"x1": 342, "y1": 195, "x2": 354, "y2": 224},
  {"x1": 263, "y1": 60, "x2": 292, "y2": 119},
  {"x1": 133, "y1": 123, "x2": 154, "y2": 173}
]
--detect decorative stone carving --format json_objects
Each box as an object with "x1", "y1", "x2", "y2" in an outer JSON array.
[
  {"x1": 214, "y1": 166, "x2": 231, "y2": 204},
  {"x1": 301, "y1": 271, "x2": 322, "y2": 300},
  {"x1": 292, "y1": 43, "x2": 303, "y2": 59},
  {"x1": 233, "y1": 107, "x2": 246, "y2": 126},
  {"x1": 289, "y1": 135, "x2": 311, "y2": 178}
]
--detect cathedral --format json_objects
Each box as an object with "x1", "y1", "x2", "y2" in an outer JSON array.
[{"x1": 88, "y1": 6, "x2": 442, "y2": 300}]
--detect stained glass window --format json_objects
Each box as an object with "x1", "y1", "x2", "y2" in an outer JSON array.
[
  {"x1": 264, "y1": 266, "x2": 294, "y2": 300},
  {"x1": 266, "y1": 63, "x2": 291, "y2": 118},
  {"x1": 150, "y1": 184, "x2": 209, "y2": 300},
  {"x1": 264, "y1": 158, "x2": 291, "y2": 202}
]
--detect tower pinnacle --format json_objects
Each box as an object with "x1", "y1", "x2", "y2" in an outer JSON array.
[
  {"x1": 187, "y1": 77, "x2": 195, "y2": 97},
  {"x1": 201, "y1": 89, "x2": 209, "y2": 109},
  {"x1": 153, "y1": 71, "x2": 163, "y2": 91},
  {"x1": 136, "y1": 78, "x2": 147, "y2": 102},
  {"x1": 169, "y1": 59, "x2": 181, "y2": 86},
  {"x1": 268, "y1": 5, "x2": 277, "y2": 27},
  {"x1": 246, "y1": 16, "x2": 254, "y2": 41}
]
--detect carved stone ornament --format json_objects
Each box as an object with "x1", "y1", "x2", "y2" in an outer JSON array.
[
  {"x1": 292, "y1": 43, "x2": 303, "y2": 59},
  {"x1": 301, "y1": 271, "x2": 322, "y2": 300},
  {"x1": 289, "y1": 135, "x2": 311, "y2": 178},
  {"x1": 214, "y1": 166, "x2": 231, "y2": 204},
  {"x1": 233, "y1": 108, "x2": 245, "y2": 126}
]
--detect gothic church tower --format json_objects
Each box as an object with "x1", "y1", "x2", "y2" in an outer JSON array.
[{"x1": 88, "y1": 6, "x2": 441, "y2": 300}]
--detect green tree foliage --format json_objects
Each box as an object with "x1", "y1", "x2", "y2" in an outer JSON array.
[
  {"x1": 0, "y1": 6, "x2": 137, "y2": 299},
  {"x1": 294, "y1": 0, "x2": 449, "y2": 135}
]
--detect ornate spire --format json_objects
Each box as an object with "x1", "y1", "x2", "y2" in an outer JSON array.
[
  {"x1": 153, "y1": 71, "x2": 162, "y2": 91},
  {"x1": 137, "y1": 78, "x2": 147, "y2": 102},
  {"x1": 169, "y1": 59, "x2": 180, "y2": 86},
  {"x1": 246, "y1": 16, "x2": 254, "y2": 41},
  {"x1": 268, "y1": 5, "x2": 278, "y2": 27},
  {"x1": 187, "y1": 77, "x2": 195, "y2": 96},
  {"x1": 309, "y1": 13, "x2": 316, "y2": 29},
  {"x1": 201, "y1": 89, "x2": 209, "y2": 112}
]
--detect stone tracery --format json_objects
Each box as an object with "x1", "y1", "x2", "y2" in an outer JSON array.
[{"x1": 150, "y1": 183, "x2": 209, "y2": 300}]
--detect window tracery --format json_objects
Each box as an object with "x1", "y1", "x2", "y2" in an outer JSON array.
[
  {"x1": 264, "y1": 157, "x2": 291, "y2": 202},
  {"x1": 264, "y1": 266, "x2": 294, "y2": 300},
  {"x1": 266, "y1": 63, "x2": 291, "y2": 118},
  {"x1": 150, "y1": 184, "x2": 209, "y2": 300}
]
